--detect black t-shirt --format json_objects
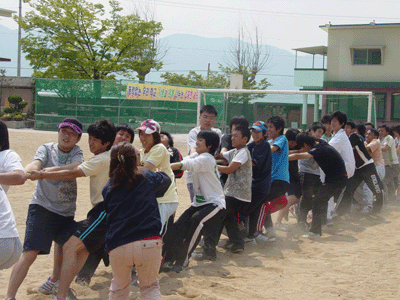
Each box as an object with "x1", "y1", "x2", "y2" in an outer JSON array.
[
  {"x1": 348, "y1": 133, "x2": 373, "y2": 169},
  {"x1": 289, "y1": 145, "x2": 300, "y2": 182},
  {"x1": 309, "y1": 139, "x2": 347, "y2": 183},
  {"x1": 221, "y1": 134, "x2": 233, "y2": 151},
  {"x1": 220, "y1": 134, "x2": 233, "y2": 185},
  {"x1": 167, "y1": 146, "x2": 184, "y2": 178},
  {"x1": 247, "y1": 139, "x2": 272, "y2": 197}
]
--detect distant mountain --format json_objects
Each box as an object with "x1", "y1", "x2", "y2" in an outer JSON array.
[
  {"x1": 0, "y1": 26, "x2": 323, "y2": 91},
  {"x1": 147, "y1": 33, "x2": 323, "y2": 91}
]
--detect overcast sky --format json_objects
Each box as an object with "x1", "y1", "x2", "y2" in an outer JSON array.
[{"x1": 2, "y1": 0, "x2": 400, "y2": 52}]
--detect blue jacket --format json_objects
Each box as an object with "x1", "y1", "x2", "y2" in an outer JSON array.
[{"x1": 103, "y1": 169, "x2": 171, "y2": 252}]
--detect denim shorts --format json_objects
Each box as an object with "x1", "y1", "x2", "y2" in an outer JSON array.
[{"x1": 23, "y1": 204, "x2": 77, "y2": 254}]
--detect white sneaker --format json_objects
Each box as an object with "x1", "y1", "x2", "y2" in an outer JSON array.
[
  {"x1": 37, "y1": 277, "x2": 59, "y2": 295},
  {"x1": 255, "y1": 233, "x2": 274, "y2": 243},
  {"x1": 265, "y1": 227, "x2": 277, "y2": 238},
  {"x1": 301, "y1": 231, "x2": 321, "y2": 238},
  {"x1": 275, "y1": 223, "x2": 289, "y2": 232},
  {"x1": 243, "y1": 237, "x2": 257, "y2": 245}
]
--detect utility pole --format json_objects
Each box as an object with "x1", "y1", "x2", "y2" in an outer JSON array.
[
  {"x1": 17, "y1": 0, "x2": 22, "y2": 77},
  {"x1": 207, "y1": 63, "x2": 210, "y2": 81}
]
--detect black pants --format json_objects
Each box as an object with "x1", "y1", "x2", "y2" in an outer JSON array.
[
  {"x1": 298, "y1": 172, "x2": 322, "y2": 224},
  {"x1": 246, "y1": 180, "x2": 289, "y2": 237},
  {"x1": 337, "y1": 163, "x2": 384, "y2": 215},
  {"x1": 76, "y1": 244, "x2": 109, "y2": 282},
  {"x1": 221, "y1": 197, "x2": 250, "y2": 247},
  {"x1": 310, "y1": 177, "x2": 347, "y2": 235},
  {"x1": 164, "y1": 204, "x2": 225, "y2": 267}
]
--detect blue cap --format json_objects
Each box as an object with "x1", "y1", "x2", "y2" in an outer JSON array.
[{"x1": 251, "y1": 121, "x2": 266, "y2": 132}]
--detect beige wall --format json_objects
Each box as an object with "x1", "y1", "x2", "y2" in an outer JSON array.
[{"x1": 326, "y1": 26, "x2": 400, "y2": 82}]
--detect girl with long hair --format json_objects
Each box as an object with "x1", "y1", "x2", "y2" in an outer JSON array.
[{"x1": 104, "y1": 142, "x2": 171, "y2": 300}]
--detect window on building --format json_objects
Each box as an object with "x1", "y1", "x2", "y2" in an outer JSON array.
[
  {"x1": 374, "y1": 93, "x2": 386, "y2": 120},
  {"x1": 392, "y1": 94, "x2": 400, "y2": 120},
  {"x1": 353, "y1": 48, "x2": 382, "y2": 65},
  {"x1": 326, "y1": 94, "x2": 385, "y2": 120}
]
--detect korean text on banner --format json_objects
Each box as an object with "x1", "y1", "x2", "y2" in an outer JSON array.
[{"x1": 126, "y1": 83, "x2": 199, "y2": 103}]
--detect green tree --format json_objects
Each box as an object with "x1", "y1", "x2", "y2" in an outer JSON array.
[
  {"x1": 16, "y1": 0, "x2": 163, "y2": 80},
  {"x1": 161, "y1": 70, "x2": 228, "y2": 88}
]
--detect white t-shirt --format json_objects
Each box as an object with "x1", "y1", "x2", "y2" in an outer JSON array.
[
  {"x1": 79, "y1": 151, "x2": 110, "y2": 206},
  {"x1": 181, "y1": 152, "x2": 225, "y2": 208},
  {"x1": 329, "y1": 128, "x2": 355, "y2": 179},
  {"x1": 0, "y1": 150, "x2": 24, "y2": 239},
  {"x1": 381, "y1": 135, "x2": 399, "y2": 166},
  {"x1": 186, "y1": 126, "x2": 222, "y2": 184},
  {"x1": 222, "y1": 147, "x2": 249, "y2": 165}
]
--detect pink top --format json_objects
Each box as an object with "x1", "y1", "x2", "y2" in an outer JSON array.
[{"x1": 366, "y1": 139, "x2": 384, "y2": 166}]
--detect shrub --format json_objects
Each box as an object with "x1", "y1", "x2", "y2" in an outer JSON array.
[
  {"x1": 18, "y1": 100, "x2": 28, "y2": 111},
  {"x1": 2, "y1": 113, "x2": 13, "y2": 120},
  {"x1": 13, "y1": 113, "x2": 24, "y2": 120},
  {"x1": 8, "y1": 94, "x2": 22, "y2": 105},
  {"x1": 3, "y1": 107, "x2": 13, "y2": 114}
]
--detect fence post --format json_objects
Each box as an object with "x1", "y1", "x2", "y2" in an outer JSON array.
[{"x1": 302, "y1": 94, "x2": 308, "y2": 131}]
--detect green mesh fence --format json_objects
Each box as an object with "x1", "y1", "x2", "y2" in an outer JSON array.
[
  {"x1": 325, "y1": 94, "x2": 382, "y2": 123},
  {"x1": 201, "y1": 91, "x2": 378, "y2": 132},
  {"x1": 34, "y1": 79, "x2": 198, "y2": 133},
  {"x1": 201, "y1": 91, "x2": 305, "y2": 132}
]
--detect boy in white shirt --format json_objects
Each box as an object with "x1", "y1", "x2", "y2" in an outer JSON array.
[
  {"x1": 186, "y1": 105, "x2": 222, "y2": 201},
  {"x1": 165, "y1": 130, "x2": 225, "y2": 272},
  {"x1": 217, "y1": 126, "x2": 252, "y2": 253}
]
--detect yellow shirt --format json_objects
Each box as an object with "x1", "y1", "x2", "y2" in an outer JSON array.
[
  {"x1": 78, "y1": 151, "x2": 110, "y2": 206},
  {"x1": 141, "y1": 144, "x2": 179, "y2": 204}
]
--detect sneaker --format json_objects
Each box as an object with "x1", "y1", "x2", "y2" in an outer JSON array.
[
  {"x1": 361, "y1": 206, "x2": 372, "y2": 215},
  {"x1": 301, "y1": 231, "x2": 321, "y2": 238},
  {"x1": 191, "y1": 252, "x2": 217, "y2": 261},
  {"x1": 75, "y1": 276, "x2": 90, "y2": 287},
  {"x1": 230, "y1": 244, "x2": 244, "y2": 253},
  {"x1": 172, "y1": 264, "x2": 188, "y2": 273},
  {"x1": 265, "y1": 227, "x2": 277, "y2": 239},
  {"x1": 50, "y1": 289, "x2": 77, "y2": 300},
  {"x1": 37, "y1": 276, "x2": 59, "y2": 295},
  {"x1": 326, "y1": 219, "x2": 334, "y2": 227},
  {"x1": 67, "y1": 288, "x2": 78, "y2": 300},
  {"x1": 243, "y1": 236, "x2": 257, "y2": 244},
  {"x1": 255, "y1": 233, "x2": 274, "y2": 243},
  {"x1": 222, "y1": 241, "x2": 234, "y2": 250},
  {"x1": 274, "y1": 223, "x2": 289, "y2": 232},
  {"x1": 160, "y1": 261, "x2": 174, "y2": 273},
  {"x1": 330, "y1": 210, "x2": 338, "y2": 219}
]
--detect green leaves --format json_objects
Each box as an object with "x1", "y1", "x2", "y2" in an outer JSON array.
[{"x1": 17, "y1": 0, "x2": 163, "y2": 80}]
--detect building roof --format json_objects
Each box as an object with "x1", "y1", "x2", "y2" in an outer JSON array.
[
  {"x1": 320, "y1": 22, "x2": 400, "y2": 32},
  {"x1": 292, "y1": 46, "x2": 327, "y2": 56},
  {"x1": 0, "y1": 76, "x2": 34, "y2": 88},
  {"x1": 0, "y1": 58, "x2": 11, "y2": 62},
  {"x1": 0, "y1": 8, "x2": 16, "y2": 18}
]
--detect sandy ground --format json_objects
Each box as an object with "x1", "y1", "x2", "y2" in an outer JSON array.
[{"x1": 2, "y1": 129, "x2": 400, "y2": 300}]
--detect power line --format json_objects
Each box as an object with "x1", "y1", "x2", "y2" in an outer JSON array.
[{"x1": 153, "y1": 0, "x2": 400, "y2": 21}]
